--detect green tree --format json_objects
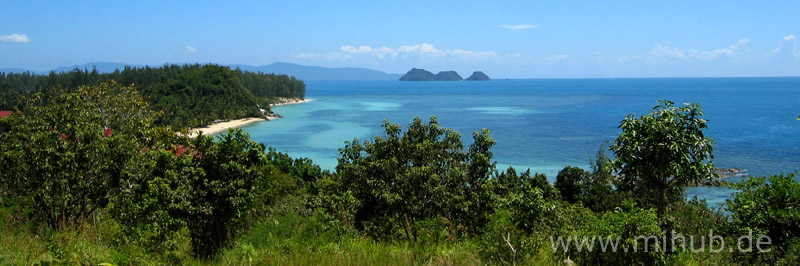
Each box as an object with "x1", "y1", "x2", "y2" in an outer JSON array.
[
  {"x1": 329, "y1": 116, "x2": 495, "y2": 239},
  {"x1": 112, "y1": 129, "x2": 277, "y2": 258},
  {"x1": 491, "y1": 166, "x2": 560, "y2": 232},
  {"x1": 0, "y1": 64, "x2": 306, "y2": 129},
  {"x1": 187, "y1": 129, "x2": 274, "y2": 257},
  {"x1": 0, "y1": 82, "x2": 154, "y2": 229},
  {"x1": 555, "y1": 166, "x2": 590, "y2": 204},
  {"x1": 583, "y1": 147, "x2": 619, "y2": 212},
  {"x1": 574, "y1": 201, "x2": 666, "y2": 265},
  {"x1": 110, "y1": 148, "x2": 200, "y2": 257},
  {"x1": 726, "y1": 174, "x2": 800, "y2": 264},
  {"x1": 609, "y1": 100, "x2": 715, "y2": 219}
]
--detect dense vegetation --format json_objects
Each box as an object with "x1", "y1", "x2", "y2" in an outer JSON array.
[
  {"x1": 0, "y1": 83, "x2": 798, "y2": 265},
  {"x1": 0, "y1": 64, "x2": 305, "y2": 128}
]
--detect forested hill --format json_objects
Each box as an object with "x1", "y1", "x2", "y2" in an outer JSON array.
[{"x1": 0, "y1": 64, "x2": 305, "y2": 128}]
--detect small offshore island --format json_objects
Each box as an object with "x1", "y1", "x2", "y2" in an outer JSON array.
[{"x1": 399, "y1": 68, "x2": 490, "y2": 81}]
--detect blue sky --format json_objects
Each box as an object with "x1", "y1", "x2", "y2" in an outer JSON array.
[{"x1": 1, "y1": 1, "x2": 798, "y2": 78}]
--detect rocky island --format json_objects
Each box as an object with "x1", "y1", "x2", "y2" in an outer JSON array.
[
  {"x1": 399, "y1": 68, "x2": 489, "y2": 81},
  {"x1": 466, "y1": 71, "x2": 491, "y2": 81}
]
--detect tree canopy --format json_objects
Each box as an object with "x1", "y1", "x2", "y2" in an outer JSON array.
[
  {"x1": 326, "y1": 116, "x2": 496, "y2": 239},
  {"x1": 609, "y1": 100, "x2": 715, "y2": 219},
  {"x1": 0, "y1": 64, "x2": 305, "y2": 128}
]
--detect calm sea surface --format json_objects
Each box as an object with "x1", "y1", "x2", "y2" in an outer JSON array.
[{"x1": 240, "y1": 78, "x2": 800, "y2": 206}]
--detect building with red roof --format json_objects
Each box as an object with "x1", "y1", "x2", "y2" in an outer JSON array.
[
  {"x1": 0, "y1": 111, "x2": 14, "y2": 134},
  {"x1": 0, "y1": 111, "x2": 14, "y2": 119}
]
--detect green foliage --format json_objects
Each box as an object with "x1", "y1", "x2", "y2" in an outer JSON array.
[
  {"x1": 555, "y1": 166, "x2": 590, "y2": 204},
  {"x1": 583, "y1": 148, "x2": 620, "y2": 213},
  {"x1": 726, "y1": 174, "x2": 800, "y2": 264},
  {"x1": 667, "y1": 198, "x2": 727, "y2": 242},
  {"x1": 554, "y1": 164, "x2": 620, "y2": 213},
  {"x1": 0, "y1": 64, "x2": 306, "y2": 128},
  {"x1": 266, "y1": 147, "x2": 328, "y2": 193},
  {"x1": 109, "y1": 149, "x2": 197, "y2": 258},
  {"x1": 328, "y1": 116, "x2": 496, "y2": 239},
  {"x1": 111, "y1": 129, "x2": 277, "y2": 258},
  {"x1": 0, "y1": 83, "x2": 153, "y2": 229},
  {"x1": 187, "y1": 129, "x2": 272, "y2": 257},
  {"x1": 479, "y1": 209, "x2": 535, "y2": 265},
  {"x1": 491, "y1": 167, "x2": 559, "y2": 232},
  {"x1": 567, "y1": 202, "x2": 666, "y2": 266},
  {"x1": 610, "y1": 100, "x2": 715, "y2": 219},
  {"x1": 1, "y1": 88, "x2": 795, "y2": 266}
]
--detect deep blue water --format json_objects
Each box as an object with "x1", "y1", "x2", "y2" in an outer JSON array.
[{"x1": 240, "y1": 78, "x2": 800, "y2": 206}]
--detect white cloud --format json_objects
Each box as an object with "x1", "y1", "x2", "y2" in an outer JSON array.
[
  {"x1": 545, "y1": 54, "x2": 569, "y2": 62},
  {"x1": 293, "y1": 52, "x2": 316, "y2": 59},
  {"x1": 0, "y1": 33, "x2": 30, "y2": 43},
  {"x1": 624, "y1": 39, "x2": 749, "y2": 62},
  {"x1": 768, "y1": 35, "x2": 799, "y2": 59},
  {"x1": 186, "y1": 46, "x2": 197, "y2": 53},
  {"x1": 292, "y1": 51, "x2": 352, "y2": 61},
  {"x1": 448, "y1": 49, "x2": 497, "y2": 58},
  {"x1": 695, "y1": 38, "x2": 749, "y2": 60},
  {"x1": 649, "y1": 44, "x2": 688, "y2": 59},
  {"x1": 501, "y1": 24, "x2": 539, "y2": 31},
  {"x1": 330, "y1": 43, "x2": 497, "y2": 61},
  {"x1": 398, "y1": 43, "x2": 441, "y2": 54},
  {"x1": 340, "y1": 45, "x2": 398, "y2": 59}
]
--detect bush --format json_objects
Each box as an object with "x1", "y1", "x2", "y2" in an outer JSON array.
[
  {"x1": 555, "y1": 166, "x2": 590, "y2": 204},
  {"x1": 111, "y1": 129, "x2": 282, "y2": 258},
  {"x1": 726, "y1": 174, "x2": 800, "y2": 264},
  {"x1": 109, "y1": 148, "x2": 197, "y2": 258},
  {"x1": 329, "y1": 116, "x2": 496, "y2": 239},
  {"x1": 572, "y1": 202, "x2": 666, "y2": 266},
  {"x1": 0, "y1": 84, "x2": 147, "y2": 229}
]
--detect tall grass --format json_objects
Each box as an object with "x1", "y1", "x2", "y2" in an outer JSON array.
[{"x1": 0, "y1": 200, "x2": 731, "y2": 266}]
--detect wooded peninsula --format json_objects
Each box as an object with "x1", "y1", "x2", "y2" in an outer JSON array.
[{"x1": 0, "y1": 64, "x2": 306, "y2": 128}]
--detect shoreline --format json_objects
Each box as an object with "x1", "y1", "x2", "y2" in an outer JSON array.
[
  {"x1": 270, "y1": 98, "x2": 311, "y2": 106},
  {"x1": 184, "y1": 98, "x2": 311, "y2": 138}
]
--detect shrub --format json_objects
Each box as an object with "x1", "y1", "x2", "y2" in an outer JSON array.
[
  {"x1": 330, "y1": 116, "x2": 496, "y2": 239},
  {"x1": 111, "y1": 129, "x2": 280, "y2": 258},
  {"x1": 555, "y1": 166, "x2": 590, "y2": 204},
  {"x1": 726, "y1": 174, "x2": 800, "y2": 264},
  {"x1": 571, "y1": 202, "x2": 666, "y2": 266},
  {"x1": 0, "y1": 84, "x2": 147, "y2": 229}
]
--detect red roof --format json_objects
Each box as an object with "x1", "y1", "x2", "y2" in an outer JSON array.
[
  {"x1": 175, "y1": 145, "x2": 190, "y2": 157},
  {"x1": 0, "y1": 111, "x2": 14, "y2": 118}
]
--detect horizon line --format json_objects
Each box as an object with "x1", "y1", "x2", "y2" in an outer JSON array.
[{"x1": 2, "y1": 61, "x2": 799, "y2": 80}]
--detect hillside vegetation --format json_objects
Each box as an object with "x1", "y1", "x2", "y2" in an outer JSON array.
[
  {"x1": 0, "y1": 64, "x2": 305, "y2": 128},
  {"x1": 0, "y1": 83, "x2": 797, "y2": 265}
]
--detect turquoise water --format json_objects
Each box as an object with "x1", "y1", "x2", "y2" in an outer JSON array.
[{"x1": 239, "y1": 78, "x2": 800, "y2": 206}]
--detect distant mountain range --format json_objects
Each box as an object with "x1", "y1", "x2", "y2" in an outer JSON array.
[
  {"x1": 0, "y1": 62, "x2": 403, "y2": 81},
  {"x1": 230, "y1": 62, "x2": 402, "y2": 81}
]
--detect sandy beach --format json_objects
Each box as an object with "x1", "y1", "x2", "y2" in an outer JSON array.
[
  {"x1": 185, "y1": 117, "x2": 264, "y2": 138},
  {"x1": 184, "y1": 98, "x2": 311, "y2": 138}
]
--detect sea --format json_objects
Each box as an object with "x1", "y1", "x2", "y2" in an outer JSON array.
[{"x1": 238, "y1": 78, "x2": 800, "y2": 207}]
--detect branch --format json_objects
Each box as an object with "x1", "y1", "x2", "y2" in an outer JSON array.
[{"x1": 503, "y1": 232, "x2": 518, "y2": 265}]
